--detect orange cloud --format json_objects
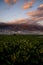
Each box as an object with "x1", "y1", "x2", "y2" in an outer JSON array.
[
  {"x1": 4, "y1": 0, "x2": 17, "y2": 5},
  {"x1": 32, "y1": 17, "x2": 43, "y2": 21},
  {"x1": 22, "y1": 2, "x2": 33, "y2": 9},
  {"x1": 8, "y1": 18, "x2": 26, "y2": 24},
  {"x1": 4, "y1": 0, "x2": 10, "y2": 4},
  {"x1": 27, "y1": 4, "x2": 43, "y2": 23},
  {"x1": 17, "y1": 18, "x2": 25, "y2": 20},
  {"x1": 27, "y1": 10, "x2": 43, "y2": 17},
  {"x1": 39, "y1": 4, "x2": 43, "y2": 8},
  {"x1": 13, "y1": 0, "x2": 17, "y2": 3},
  {"x1": 27, "y1": 4, "x2": 43, "y2": 18},
  {"x1": 38, "y1": 4, "x2": 43, "y2": 10},
  {"x1": 22, "y1": 0, "x2": 35, "y2": 9},
  {"x1": 35, "y1": 17, "x2": 43, "y2": 21},
  {"x1": 15, "y1": 18, "x2": 26, "y2": 24}
]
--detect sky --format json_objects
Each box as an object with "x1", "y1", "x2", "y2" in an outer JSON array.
[{"x1": 0, "y1": 0, "x2": 43, "y2": 24}]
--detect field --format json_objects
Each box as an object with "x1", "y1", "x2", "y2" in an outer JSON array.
[{"x1": 0, "y1": 35, "x2": 43, "y2": 65}]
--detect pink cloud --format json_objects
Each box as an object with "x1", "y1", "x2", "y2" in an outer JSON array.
[
  {"x1": 26, "y1": 4, "x2": 43, "y2": 24},
  {"x1": 38, "y1": 4, "x2": 43, "y2": 10},
  {"x1": 27, "y1": 10, "x2": 43, "y2": 17},
  {"x1": 4, "y1": 0, "x2": 17, "y2": 5},
  {"x1": 22, "y1": 0, "x2": 35, "y2": 10},
  {"x1": 27, "y1": 4, "x2": 43, "y2": 18},
  {"x1": 39, "y1": 4, "x2": 43, "y2": 8}
]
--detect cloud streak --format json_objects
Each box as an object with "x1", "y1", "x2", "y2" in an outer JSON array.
[{"x1": 4, "y1": 0, "x2": 17, "y2": 5}]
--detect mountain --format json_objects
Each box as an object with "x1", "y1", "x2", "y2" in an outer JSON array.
[
  {"x1": 0, "y1": 22, "x2": 43, "y2": 32},
  {"x1": 0, "y1": 18, "x2": 43, "y2": 34}
]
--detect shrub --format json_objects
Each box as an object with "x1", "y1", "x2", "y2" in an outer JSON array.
[{"x1": 0, "y1": 35, "x2": 43, "y2": 65}]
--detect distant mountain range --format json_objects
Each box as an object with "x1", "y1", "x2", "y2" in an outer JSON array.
[{"x1": 0, "y1": 19, "x2": 43, "y2": 34}]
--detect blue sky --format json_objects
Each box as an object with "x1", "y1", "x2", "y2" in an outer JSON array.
[{"x1": 0, "y1": 0, "x2": 43, "y2": 23}]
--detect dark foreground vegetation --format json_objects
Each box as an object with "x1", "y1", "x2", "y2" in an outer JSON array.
[{"x1": 0, "y1": 35, "x2": 43, "y2": 65}]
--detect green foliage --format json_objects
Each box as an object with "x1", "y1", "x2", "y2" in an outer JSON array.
[{"x1": 0, "y1": 35, "x2": 43, "y2": 65}]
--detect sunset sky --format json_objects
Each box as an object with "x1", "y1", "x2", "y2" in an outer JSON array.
[{"x1": 0, "y1": 0, "x2": 43, "y2": 23}]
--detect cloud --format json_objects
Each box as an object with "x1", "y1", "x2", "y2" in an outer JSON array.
[
  {"x1": 4, "y1": 0, "x2": 17, "y2": 5},
  {"x1": 33, "y1": 17, "x2": 43, "y2": 26},
  {"x1": 26, "y1": 4, "x2": 43, "y2": 25},
  {"x1": 32, "y1": 17, "x2": 43, "y2": 22},
  {"x1": 22, "y1": 2, "x2": 33, "y2": 9},
  {"x1": 22, "y1": 0, "x2": 35, "y2": 10},
  {"x1": 8, "y1": 18, "x2": 34, "y2": 24},
  {"x1": 14, "y1": 18, "x2": 26, "y2": 24},
  {"x1": 38, "y1": 4, "x2": 43, "y2": 10},
  {"x1": 39, "y1": 4, "x2": 43, "y2": 8},
  {"x1": 8, "y1": 18, "x2": 26, "y2": 24},
  {"x1": 27, "y1": 10, "x2": 43, "y2": 17},
  {"x1": 27, "y1": 4, "x2": 43, "y2": 18},
  {"x1": 35, "y1": 17, "x2": 43, "y2": 22}
]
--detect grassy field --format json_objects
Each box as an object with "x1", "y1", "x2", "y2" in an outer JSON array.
[{"x1": 0, "y1": 35, "x2": 43, "y2": 65}]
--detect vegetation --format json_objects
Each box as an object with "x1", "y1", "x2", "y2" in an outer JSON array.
[{"x1": 0, "y1": 35, "x2": 43, "y2": 65}]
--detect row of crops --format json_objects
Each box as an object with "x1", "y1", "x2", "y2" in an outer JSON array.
[{"x1": 0, "y1": 35, "x2": 43, "y2": 65}]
